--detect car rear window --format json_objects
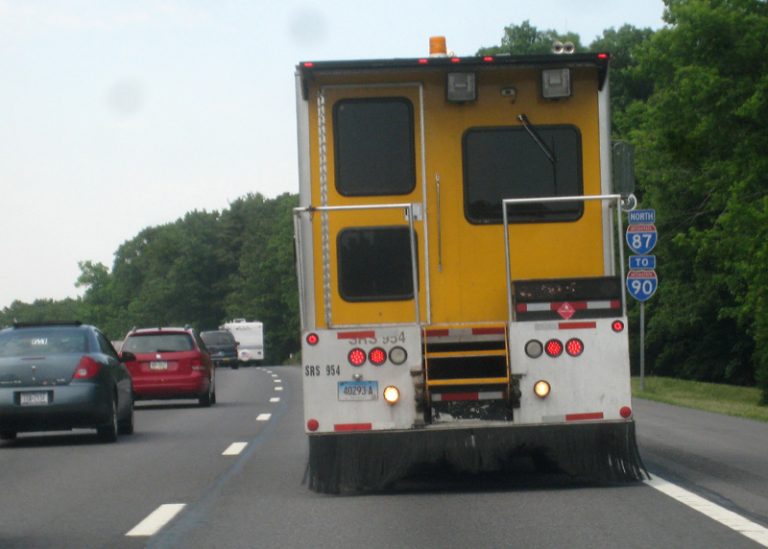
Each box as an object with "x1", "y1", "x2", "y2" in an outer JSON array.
[
  {"x1": 0, "y1": 328, "x2": 88, "y2": 357},
  {"x1": 123, "y1": 333, "x2": 195, "y2": 353},
  {"x1": 201, "y1": 332, "x2": 235, "y2": 346}
]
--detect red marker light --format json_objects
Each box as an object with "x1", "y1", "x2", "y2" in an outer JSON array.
[
  {"x1": 597, "y1": 53, "x2": 609, "y2": 59},
  {"x1": 348, "y1": 348, "x2": 366, "y2": 367},
  {"x1": 303, "y1": 62, "x2": 315, "y2": 68},
  {"x1": 306, "y1": 333, "x2": 319, "y2": 345},
  {"x1": 566, "y1": 338, "x2": 584, "y2": 357},
  {"x1": 620, "y1": 406, "x2": 632, "y2": 419},
  {"x1": 545, "y1": 339, "x2": 564, "y2": 358},
  {"x1": 483, "y1": 56, "x2": 494, "y2": 62},
  {"x1": 307, "y1": 419, "x2": 319, "y2": 431},
  {"x1": 612, "y1": 320, "x2": 625, "y2": 333},
  {"x1": 369, "y1": 347, "x2": 386, "y2": 366},
  {"x1": 418, "y1": 58, "x2": 429, "y2": 65},
  {"x1": 451, "y1": 57, "x2": 461, "y2": 63}
]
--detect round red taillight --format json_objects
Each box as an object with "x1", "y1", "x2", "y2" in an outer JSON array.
[
  {"x1": 369, "y1": 347, "x2": 386, "y2": 366},
  {"x1": 306, "y1": 333, "x2": 319, "y2": 345},
  {"x1": 620, "y1": 406, "x2": 632, "y2": 419},
  {"x1": 307, "y1": 419, "x2": 319, "y2": 431},
  {"x1": 565, "y1": 338, "x2": 584, "y2": 357},
  {"x1": 545, "y1": 339, "x2": 563, "y2": 357},
  {"x1": 612, "y1": 320, "x2": 625, "y2": 333},
  {"x1": 348, "y1": 348, "x2": 366, "y2": 367}
]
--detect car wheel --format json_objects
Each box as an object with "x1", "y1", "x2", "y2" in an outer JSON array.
[
  {"x1": 199, "y1": 378, "x2": 214, "y2": 407},
  {"x1": 118, "y1": 400, "x2": 134, "y2": 435},
  {"x1": 97, "y1": 395, "x2": 119, "y2": 442},
  {"x1": 0, "y1": 431, "x2": 17, "y2": 441}
]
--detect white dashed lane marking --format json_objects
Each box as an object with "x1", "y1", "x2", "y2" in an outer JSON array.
[
  {"x1": 222, "y1": 442, "x2": 248, "y2": 456},
  {"x1": 256, "y1": 413, "x2": 272, "y2": 421},
  {"x1": 646, "y1": 476, "x2": 768, "y2": 547},
  {"x1": 275, "y1": 386, "x2": 283, "y2": 391},
  {"x1": 126, "y1": 504, "x2": 186, "y2": 537},
  {"x1": 270, "y1": 397, "x2": 280, "y2": 403}
]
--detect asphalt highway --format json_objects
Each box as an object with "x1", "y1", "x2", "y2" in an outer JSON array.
[{"x1": 0, "y1": 366, "x2": 765, "y2": 548}]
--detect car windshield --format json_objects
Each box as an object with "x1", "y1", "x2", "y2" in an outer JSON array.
[
  {"x1": 123, "y1": 333, "x2": 194, "y2": 353},
  {"x1": 0, "y1": 328, "x2": 88, "y2": 357},
  {"x1": 201, "y1": 332, "x2": 235, "y2": 346}
]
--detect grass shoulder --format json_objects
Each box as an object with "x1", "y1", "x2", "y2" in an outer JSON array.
[{"x1": 632, "y1": 376, "x2": 768, "y2": 423}]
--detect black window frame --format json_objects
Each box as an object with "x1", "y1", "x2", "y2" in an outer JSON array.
[
  {"x1": 337, "y1": 226, "x2": 418, "y2": 302},
  {"x1": 332, "y1": 97, "x2": 417, "y2": 197},
  {"x1": 462, "y1": 124, "x2": 584, "y2": 225}
]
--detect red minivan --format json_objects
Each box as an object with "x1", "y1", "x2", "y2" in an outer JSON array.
[{"x1": 120, "y1": 327, "x2": 215, "y2": 407}]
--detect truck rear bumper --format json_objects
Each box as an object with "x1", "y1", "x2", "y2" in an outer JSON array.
[{"x1": 307, "y1": 420, "x2": 647, "y2": 493}]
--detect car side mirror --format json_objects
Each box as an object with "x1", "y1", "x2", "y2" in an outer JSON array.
[{"x1": 120, "y1": 351, "x2": 136, "y2": 362}]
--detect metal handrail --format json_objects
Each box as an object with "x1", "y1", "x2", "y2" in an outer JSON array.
[
  {"x1": 293, "y1": 203, "x2": 421, "y2": 328},
  {"x1": 501, "y1": 194, "x2": 626, "y2": 323}
]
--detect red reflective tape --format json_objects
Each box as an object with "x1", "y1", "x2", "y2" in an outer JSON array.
[
  {"x1": 336, "y1": 331, "x2": 375, "y2": 340},
  {"x1": 437, "y1": 392, "x2": 478, "y2": 402},
  {"x1": 426, "y1": 329, "x2": 450, "y2": 337},
  {"x1": 334, "y1": 423, "x2": 373, "y2": 432},
  {"x1": 610, "y1": 299, "x2": 621, "y2": 309},
  {"x1": 565, "y1": 412, "x2": 604, "y2": 421},
  {"x1": 471, "y1": 327, "x2": 505, "y2": 335},
  {"x1": 516, "y1": 303, "x2": 528, "y2": 313},
  {"x1": 558, "y1": 322, "x2": 597, "y2": 330}
]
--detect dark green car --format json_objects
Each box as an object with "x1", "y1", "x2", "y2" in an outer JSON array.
[{"x1": 0, "y1": 321, "x2": 134, "y2": 443}]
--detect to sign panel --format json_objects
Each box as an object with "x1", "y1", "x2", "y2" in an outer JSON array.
[
  {"x1": 629, "y1": 255, "x2": 656, "y2": 270},
  {"x1": 626, "y1": 270, "x2": 658, "y2": 302}
]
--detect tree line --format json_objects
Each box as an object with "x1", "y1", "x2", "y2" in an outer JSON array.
[{"x1": 2, "y1": 0, "x2": 766, "y2": 401}]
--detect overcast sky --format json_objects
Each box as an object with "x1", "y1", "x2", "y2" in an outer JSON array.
[{"x1": 0, "y1": 0, "x2": 666, "y2": 309}]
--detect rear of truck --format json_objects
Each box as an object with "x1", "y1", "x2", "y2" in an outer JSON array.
[{"x1": 294, "y1": 39, "x2": 646, "y2": 493}]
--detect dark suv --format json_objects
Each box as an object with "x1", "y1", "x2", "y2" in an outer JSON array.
[
  {"x1": 120, "y1": 326, "x2": 215, "y2": 407},
  {"x1": 200, "y1": 330, "x2": 239, "y2": 369}
]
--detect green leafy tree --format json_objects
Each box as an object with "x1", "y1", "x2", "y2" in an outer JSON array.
[{"x1": 631, "y1": 0, "x2": 768, "y2": 398}]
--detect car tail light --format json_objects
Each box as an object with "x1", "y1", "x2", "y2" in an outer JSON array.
[
  {"x1": 368, "y1": 347, "x2": 386, "y2": 366},
  {"x1": 348, "y1": 348, "x2": 366, "y2": 367},
  {"x1": 565, "y1": 338, "x2": 584, "y2": 356},
  {"x1": 73, "y1": 356, "x2": 101, "y2": 379},
  {"x1": 545, "y1": 339, "x2": 563, "y2": 357},
  {"x1": 190, "y1": 357, "x2": 206, "y2": 371}
]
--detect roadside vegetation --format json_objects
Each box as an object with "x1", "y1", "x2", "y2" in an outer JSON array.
[
  {"x1": 2, "y1": 1, "x2": 767, "y2": 402},
  {"x1": 632, "y1": 376, "x2": 768, "y2": 423}
]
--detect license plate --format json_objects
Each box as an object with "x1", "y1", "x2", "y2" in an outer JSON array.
[
  {"x1": 149, "y1": 361, "x2": 168, "y2": 370},
  {"x1": 338, "y1": 381, "x2": 378, "y2": 401},
  {"x1": 20, "y1": 392, "x2": 50, "y2": 406}
]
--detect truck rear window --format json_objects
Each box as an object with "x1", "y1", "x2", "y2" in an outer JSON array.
[
  {"x1": 337, "y1": 227, "x2": 416, "y2": 301},
  {"x1": 333, "y1": 98, "x2": 416, "y2": 196},
  {"x1": 463, "y1": 125, "x2": 583, "y2": 224}
]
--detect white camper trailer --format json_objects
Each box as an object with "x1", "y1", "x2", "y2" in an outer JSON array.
[{"x1": 221, "y1": 319, "x2": 264, "y2": 365}]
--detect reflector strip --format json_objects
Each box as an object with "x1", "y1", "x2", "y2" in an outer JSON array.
[
  {"x1": 517, "y1": 300, "x2": 620, "y2": 313},
  {"x1": 471, "y1": 327, "x2": 505, "y2": 335},
  {"x1": 565, "y1": 412, "x2": 604, "y2": 421},
  {"x1": 432, "y1": 391, "x2": 504, "y2": 402},
  {"x1": 426, "y1": 329, "x2": 450, "y2": 337},
  {"x1": 558, "y1": 322, "x2": 597, "y2": 330},
  {"x1": 334, "y1": 423, "x2": 373, "y2": 432},
  {"x1": 337, "y1": 330, "x2": 375, "y2": 340}
]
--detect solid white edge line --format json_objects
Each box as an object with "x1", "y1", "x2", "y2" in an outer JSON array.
[
  {"x1": 222, "y1": 442, "x2": 248, "y2": 456},
  {"x1": 256, "y1": 413, "x2": 272, "y2": 421},
  {"x1": 270, "y1": 397, "x2": 280, "y2": 402},
  {"x1": 126, "y1": 503, "x2": 186, "y2": 537},
  {"x1": 646, "y1": 476, "x2": 768, "y2": 547}
]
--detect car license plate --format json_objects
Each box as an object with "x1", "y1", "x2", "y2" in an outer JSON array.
[
  {"x1": 338, "y1": 381, "x2": 378, "y2": 401},
  {"x1": 149, "y1": 361, "x2": 168, "y2": 370},
  {"x1": 19, "y1": 392, "x2": 50, "y2": 406}
]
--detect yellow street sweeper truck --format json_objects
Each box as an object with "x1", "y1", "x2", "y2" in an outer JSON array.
[{"x1": 293, "y1": 37, "x2": 647, "y2": 493}]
